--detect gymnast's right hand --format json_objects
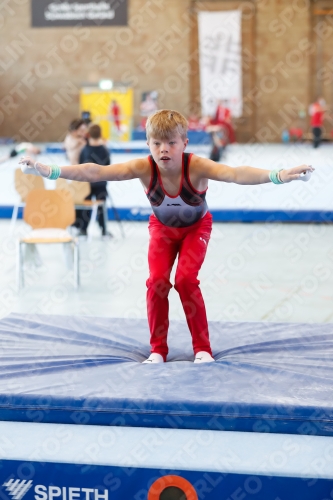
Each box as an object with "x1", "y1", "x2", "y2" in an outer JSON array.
[{"x1": 19, "y1": 156, "x2": 51, "y2": 177}]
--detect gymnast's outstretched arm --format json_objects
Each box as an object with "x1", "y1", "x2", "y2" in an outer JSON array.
[
  {"x1": 18, "y1": 156, "x2": 149, "y2": 182},
  {"x1": 191, "y1": 155, "x2": 314, "y2": 185}
]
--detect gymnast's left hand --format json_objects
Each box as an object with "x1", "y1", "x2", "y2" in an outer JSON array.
[
  {"x1": 19, "y1": 156, "x2": 51, "y2": 177},
  {"x1": 280, "y1": 164, "x2": 314, "y2": 183}
]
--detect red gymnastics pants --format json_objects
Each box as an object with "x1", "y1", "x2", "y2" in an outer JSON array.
[{"x1": 146, "y1": 212, "x2": 213, "y2": 360}]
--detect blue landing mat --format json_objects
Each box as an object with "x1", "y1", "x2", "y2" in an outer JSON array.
[{"x1": 0, "y1": 313, "x2": 333, "y2": 436}]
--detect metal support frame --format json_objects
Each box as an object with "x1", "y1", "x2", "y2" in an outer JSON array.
[
  {"x1": 10, "y1": 204, "x2": 24, "y2": 235},
  {"x1": 16, "y1": 241, "x2": 24, "y2": 291},
  {"x1": 73, "y1": 239, "x2": 80, "y2": 289},
  {"x1": 16, "y1": 239, "x2": 80, "y2": 291}
]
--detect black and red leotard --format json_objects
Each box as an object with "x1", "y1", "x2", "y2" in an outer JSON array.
[{"x1": 146, "y1": 152, "x2": 208, "y2": 227}]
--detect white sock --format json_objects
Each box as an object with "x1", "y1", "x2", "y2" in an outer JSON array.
[
  {"x1": 142, "y1": 353, "x2": 164, "y2": 364},
  {"x1": 194, "y1": 351, "x2": 215, "y2": 363}
]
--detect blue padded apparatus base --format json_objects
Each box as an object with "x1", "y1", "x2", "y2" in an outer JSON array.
[{"x1": 0, "y1": 313, "x2": 333, "y2": 436}]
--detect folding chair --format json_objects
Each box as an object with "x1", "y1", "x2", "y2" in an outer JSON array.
[
  {"x1": 17, "y1": 189, "x2": 79, "y2": 290},
  {"x1": 56, "y1": 179, "x2": 106, "y2": 238},
  {"x1": 11, "y1": 169, "x2": 45, "y2": 234}
]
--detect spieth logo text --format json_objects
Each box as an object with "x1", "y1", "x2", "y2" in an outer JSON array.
[
  {"x1": 3, "y1": 480, "x2": 33, "y2": 500},
  {"x1": 2, "y1": 481, "x2": 109, "y2": 500}
]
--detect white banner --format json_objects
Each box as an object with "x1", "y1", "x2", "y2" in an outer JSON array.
[{"x1": 198, "y1": 10, "x2": 242, "y2": 118}]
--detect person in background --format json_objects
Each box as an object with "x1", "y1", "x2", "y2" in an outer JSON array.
[
  {"x1": 206, "y1": 123, "x2": 228, "y2": 162},
  {"x1": 187, "y1": 114, "x2": 201, "y2": 131},
  {"x1": 75, "y1": 123, "x2": 112, "y2": 237},
  {"x1": 0, "y1": 142, "x2": 41, "y2": 164},
  {"x1": 309, "y1": 97, "x2": 326, "y2": 149},
  {"x1": 110, "y1": 100, "x2": 121, "y2": 133},
  {"x1": 213, "y1": 99, "x2": 236, "y2": 144},
  {"x1": 140, "y1": 92, "x2": 158, "y2": 129},
  {"x1": 63, "y1": 119, "x2": 88, "y2": 165},
  {"x1": 64, "y1": 118, "x2": 95, "y2": 235}
]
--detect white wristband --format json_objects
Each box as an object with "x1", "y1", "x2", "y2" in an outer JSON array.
[
  {"x1": 34, "y1": 161, "x2": 51, "y2": 178},
  {"x1": 46, "y1": 166, "x2": 53, "y2": 179},
  {"x1": 277, "y1": 170, "x2": 284, "y2": 183}
]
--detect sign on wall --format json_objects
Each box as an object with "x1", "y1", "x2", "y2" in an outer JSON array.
[
  {"x1": 31, "y1": 0, "x2": 127, "y2": 27},
  {"x1": 198, "y1": 10, "x2": 242, "y2": 118},
  {"x1": 80, "y1": 87, "x2": 133, "y2": 141}
]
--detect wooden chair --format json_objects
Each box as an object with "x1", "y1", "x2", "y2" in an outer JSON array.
[
  {"x1": 55, "y1": 178, "x2": 90, "y2": 204},
  {"x1": 56, "y1": 179, "x2": 107, "y2": 237},
  {"x1": 17, "y1": 189, "x2": 79, "y2": 290},
  {"x1": 11, "y1": 169, "x2": 45, "y2": 233}
]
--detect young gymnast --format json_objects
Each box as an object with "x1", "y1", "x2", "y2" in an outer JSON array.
[{"x1": 19, "y1": 110, "x2": 314, "y2": 364}]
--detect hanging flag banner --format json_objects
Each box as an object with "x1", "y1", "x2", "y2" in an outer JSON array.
[
  {"x1": 31, "y1": 0, "x2": 127, "y2": 27},
  {"x1": 198, "y1": 10, "x2": 242, "y2": 118}
]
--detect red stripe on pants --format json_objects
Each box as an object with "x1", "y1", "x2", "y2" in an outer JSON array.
[{"x1": 146, "y1": 212, "x2": 213, "y2": 360}]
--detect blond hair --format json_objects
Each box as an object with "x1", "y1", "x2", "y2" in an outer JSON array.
[{"x1": 146, "y1": 109, "x2": 188, "y2": 141}]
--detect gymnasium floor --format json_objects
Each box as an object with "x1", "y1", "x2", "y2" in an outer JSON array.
[
  {"x1": 0, "y1": 142, "x2": 332, "y2": 324},
  {"x1": 1, "y1": 218, "x2": 333, "y2": 323}
]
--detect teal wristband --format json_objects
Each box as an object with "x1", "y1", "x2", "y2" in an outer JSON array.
[
  {"x1": 47, "y1": 164, "x2": 61, "y2": 180},
  {"x1": 269, "y1": 168, "x2": 283, "y2": 184}
]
